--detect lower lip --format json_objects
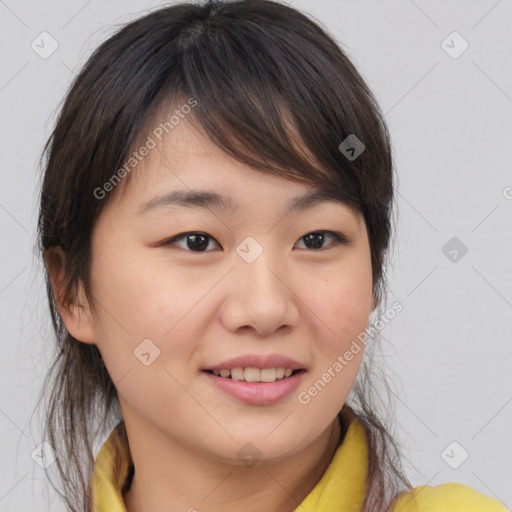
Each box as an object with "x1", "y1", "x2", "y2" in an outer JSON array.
[{"x1": 202, "y1": 371, "x2": 307, "y2": 405}]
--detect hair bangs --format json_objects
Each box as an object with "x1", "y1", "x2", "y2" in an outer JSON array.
[{"x1": 117, "y1": 12, "x2": 362, "y2": 210}]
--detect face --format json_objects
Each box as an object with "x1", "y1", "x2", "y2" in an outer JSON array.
[{"x1": 57, "y1": 117, "x2": 375, "y2": 465}]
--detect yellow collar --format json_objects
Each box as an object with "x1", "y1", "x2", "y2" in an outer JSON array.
[{"x1": 91, "y1": 407, "x2": 368, "y2": 511}]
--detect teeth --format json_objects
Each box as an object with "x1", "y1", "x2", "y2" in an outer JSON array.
[
  {"x1": 231, "y1": 367, "x2": 244, "y2": 380},
  {"x1": 260, "y1": 368, "x2": 276, "y2": 382},
  {"x1": 210, "y1": 367, "x2": 299, "y2": 382},
  {"x1": 245, "y1": 367, "x2": 260, "y2": 382}
]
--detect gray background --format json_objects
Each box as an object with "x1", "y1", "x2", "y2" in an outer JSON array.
[{"x1": 0, "y1": 0, "x2": 511, "y2": 510}]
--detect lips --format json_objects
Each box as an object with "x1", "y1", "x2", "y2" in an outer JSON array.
[
  {"x1": 200, "y1": 353, "x2": 308, "y2": 404},
  {"x1": 202, "y1": 367, "x2": 307, "y2": 405}
]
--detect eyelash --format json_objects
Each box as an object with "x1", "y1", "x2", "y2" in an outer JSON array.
[{"x1": 161, "y1": 230, "x2": 350, "y2": 252}]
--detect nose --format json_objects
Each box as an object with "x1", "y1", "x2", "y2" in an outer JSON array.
[{"x1": 219, "y1": 249, "x2": 300, "y2": 337}]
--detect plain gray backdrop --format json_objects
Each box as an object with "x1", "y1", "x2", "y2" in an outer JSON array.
[{"x1": 0, "y1": 0, "x2": 511, "y2": 510}]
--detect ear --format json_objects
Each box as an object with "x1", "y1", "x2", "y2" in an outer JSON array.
[{"x1": 45, "y1": 246, "x2": 96, "y2": 345}]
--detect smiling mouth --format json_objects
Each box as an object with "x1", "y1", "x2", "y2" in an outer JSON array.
[{"x1": 202, "y1": 368, "x2": 306, "y2": 382}]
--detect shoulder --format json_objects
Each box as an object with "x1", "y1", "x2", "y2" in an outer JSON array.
[{"x1": 390, "y1": 482, "x2": 509, "y2": 512}]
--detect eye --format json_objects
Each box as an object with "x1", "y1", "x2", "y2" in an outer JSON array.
[
  {"x1": 162, "y1": 232, "x2": 221, "y2": 252},
  {"x1": 294, "y1": 231, "x2": 349, "y2": 250},
  {"x1": 161, "y1": 230, "x2": 348, "y2": 252}
]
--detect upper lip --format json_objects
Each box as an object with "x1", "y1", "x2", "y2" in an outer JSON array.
[{"x1": 202, "y1": 354, "x2": 307, "y2": 372}]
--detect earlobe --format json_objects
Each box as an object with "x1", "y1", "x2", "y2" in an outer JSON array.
[{"x1": 44, "y1": 246, "x2": 97, "y2": 345}]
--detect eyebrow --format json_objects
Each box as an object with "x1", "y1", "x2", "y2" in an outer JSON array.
[{"x1": 136, "y1": 189, "x2": 351, "y2": 216}]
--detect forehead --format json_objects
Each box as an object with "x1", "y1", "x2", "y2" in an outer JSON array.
[
  {"x1": 107, "y1": 115, "x2": 362, "y2": 226},
  {"x1": 120, "y1": 99, "x2": 316, "y2": 187},
  {"x1": 112, "y1": 117, "x2": 301, "y2": 198}
]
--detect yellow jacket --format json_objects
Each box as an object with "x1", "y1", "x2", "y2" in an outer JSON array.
[{"x1": 91, "y1": 411, "x2": 508, "y2": 511}]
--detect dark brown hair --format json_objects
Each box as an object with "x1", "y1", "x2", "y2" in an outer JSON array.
[{"x1": 35, "y1": 1, "x2": 415, "y2": 510}]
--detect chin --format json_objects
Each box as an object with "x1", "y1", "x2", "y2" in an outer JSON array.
[{"x1": 209, "y1": 426, "x2": 314, "y2": 466}]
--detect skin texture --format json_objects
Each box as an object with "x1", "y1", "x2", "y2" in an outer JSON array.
[{"x1": 47, "y1": 118, "x2": 376, "y2": 512}]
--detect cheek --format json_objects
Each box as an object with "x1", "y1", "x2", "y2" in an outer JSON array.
[
  {"x1": 89, "y1": 264, "x2": 198, "y2": 421},
  {"x1": 89, "y1": 249, "x2": 209, "y2": 381},
  {"x1": 295, "y1": 259, "x2": 371, "y2": 409},
  {"x1": 89, "y1": 243, "x2": 180, "y2": 335},
  {"x1": 297, "y1": 274, "x2": 370, "y2": 415},
  {"x1": 302, "y1": 260, "x2": 373, "y2": 347}
]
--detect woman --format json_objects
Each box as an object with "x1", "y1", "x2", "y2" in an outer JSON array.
[{"x1": 36, "y1": 1, "x2": 507, "y2": 510}]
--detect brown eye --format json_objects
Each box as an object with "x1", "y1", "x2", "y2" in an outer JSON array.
[
  {"x1": 295, "y1": 231, "x2": 348, "y2": 250},
  {"x1": 162, "y1": 232, "x2": 220, "y2": 252}
]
